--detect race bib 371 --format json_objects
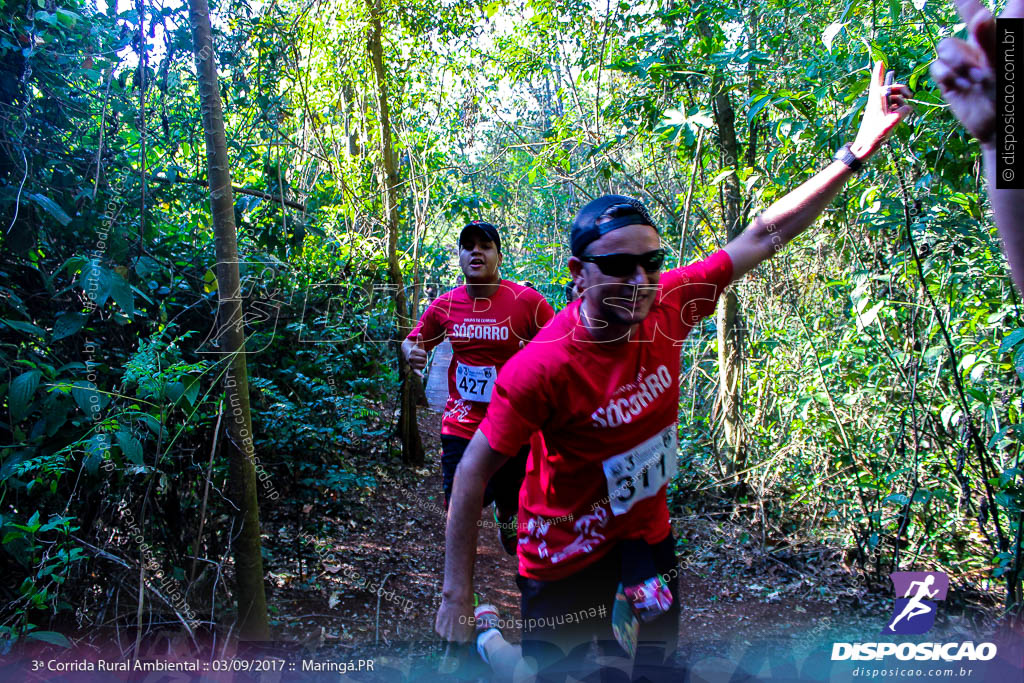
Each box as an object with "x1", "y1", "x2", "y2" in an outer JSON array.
[{"x1": 601, "y1": 424, "x2": 678, "y2": 516}]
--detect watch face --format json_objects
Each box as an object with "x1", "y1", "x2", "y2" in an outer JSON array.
[{"x1": 834, "y1": 146, "x2": 860, "y2": 172}]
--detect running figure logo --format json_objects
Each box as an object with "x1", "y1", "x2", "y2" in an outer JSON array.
[{"x1": 883, "y1": 572, "x2": 949, "y2": 635}]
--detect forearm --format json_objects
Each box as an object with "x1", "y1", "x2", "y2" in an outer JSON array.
[
  {"x1": 726, "y1": 156, "x2": 859, "y2": 278},
  {"x1": 982, "y1": 145, "x2": 1024, "y2": 293},
  {"x1": 753, "y1": 157, "x2": 858, "y2": 246}
]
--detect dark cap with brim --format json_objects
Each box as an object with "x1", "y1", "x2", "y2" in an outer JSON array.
[
  {"x1": 459, "y1": 220, "x2": 501, "y2": 252},
  {"x1": 570, "y1": 195, "x2": 657, "y2": 257}
]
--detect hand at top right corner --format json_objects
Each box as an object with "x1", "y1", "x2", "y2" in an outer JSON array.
[{"x1": 929, "y1": 0, "x2": 1023, "y2": 147}]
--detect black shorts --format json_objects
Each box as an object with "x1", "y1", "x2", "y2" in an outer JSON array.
[
  {"x1": 440, "y1": 434, "x2": 528, "y2": 512},
  {"x1": 516, "y1": 533, "x2": 681, "y2": 682}
]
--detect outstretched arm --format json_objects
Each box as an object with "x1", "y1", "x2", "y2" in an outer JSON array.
[
  {"x1": 931, "y1": 0, "x2": 1024, "y2": 293},
  {"x1": 434, "y1": 430, "x2": 511, "y2": 643},
  {"x1": 724, "y1": 61, "x2": 913, "y2": 280}
]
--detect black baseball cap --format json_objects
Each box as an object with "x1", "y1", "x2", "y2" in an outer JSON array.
[
  {"x1": 570, "y1": 195, "x2": 658, "y2": 257},
  {"x1": 459, "y1": 220, "x2": 501, "y2": 252}
]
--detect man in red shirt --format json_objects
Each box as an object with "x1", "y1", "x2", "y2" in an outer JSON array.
[
  {"x1": 436, "y1": 62, "x2": 913, "y2": 680},
  {"x1": 402, "y1": 220, "x2": 554, "y2": 553}
]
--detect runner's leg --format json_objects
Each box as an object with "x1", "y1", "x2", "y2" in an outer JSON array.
[
  {"x1": 518, "y1": 546, "x2": 622, "y2": 683},
  {"x1": 631, "y1": 533, "x2": 681, "y2": 681},
  {"x1": 484, "y1": 443, "x2": 529, "y2": 514},
  {"x1": 905, "y1": 603, "x2": 931, "y2": 621},
  {"x1": 440, "y1": 435, "x2": 470, "y2": 511},
  {"x1": 446, "y1": 435, "x2": 527, "y2": 513},
  {"x1": 485, "y1": 444, "x2": 529, "y2": 555}
]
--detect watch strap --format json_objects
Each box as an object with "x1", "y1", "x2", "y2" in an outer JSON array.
[{"x1": 833, "y1": 144, "x2": 863, "y2": 173}]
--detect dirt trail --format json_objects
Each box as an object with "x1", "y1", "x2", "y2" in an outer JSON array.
[
  {"x1": 269, "y1": 411, "x2": 1010, "y2": 677},
  {"x1": 276, "y1": 412, "x2": 832, "y2": 653},
  {"x1": 271, "y1": 411, "x2": 521, "y2": 654}
]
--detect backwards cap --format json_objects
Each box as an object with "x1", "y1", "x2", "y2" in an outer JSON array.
[
  {"x1": 459, "y1": 220, "x2": 501, "y2": 252},
  {"x1": 570, "y1": 195, "x2": 657, "y2": 257}
]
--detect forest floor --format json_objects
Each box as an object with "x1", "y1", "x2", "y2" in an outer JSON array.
[{"x1": 258, "y1": 410, "x2": 1014, "y2": 680}]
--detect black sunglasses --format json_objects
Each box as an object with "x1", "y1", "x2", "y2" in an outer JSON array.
[{"x1": 580, "y1": 249, "x2": 666, "y2": 277}]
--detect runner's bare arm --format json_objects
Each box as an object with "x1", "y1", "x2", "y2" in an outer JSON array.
[
  {"x1": 724, "y1": 60, "x2": 912, "y2": 281},
  {"x1": 435, "y1": 430, "x2": 512, "y2": 643},
  {"x1": 931, "y1": 0, "x2": 1024, "y2": 293}
]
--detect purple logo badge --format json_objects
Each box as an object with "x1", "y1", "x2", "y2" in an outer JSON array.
[{"x1": 882, "y1": 572, "x2": 949, "y2": 635}]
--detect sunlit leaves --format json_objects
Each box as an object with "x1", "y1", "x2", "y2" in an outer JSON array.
[{"x1": 822, "y1": 22, "x2": 846, "y2": 53}]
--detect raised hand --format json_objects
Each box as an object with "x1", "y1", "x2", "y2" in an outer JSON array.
[
  {"x1": 930, "y1": 1, "x2": 1024, "y2": 295},
  {"x1": 928, "y1": 0, "x2": 1008, "y2": 145},
  {"x1": 851, "y1": 60, "x2": 914, "y2": 159}
]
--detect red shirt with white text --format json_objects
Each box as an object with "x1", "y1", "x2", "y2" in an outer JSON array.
[
  {"x1": 409, "y1": 280, "x2": 554, "y2": 439},
  {"x1": 479, "y1": 251, "x2": 733, "y2": 580}
]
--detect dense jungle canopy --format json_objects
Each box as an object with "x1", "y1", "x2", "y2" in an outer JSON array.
[{"x1": 0, "y1": 0, "x2": 1022, "y2": 662}]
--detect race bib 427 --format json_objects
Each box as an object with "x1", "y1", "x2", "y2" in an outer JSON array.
[{"x1": 455, "y1": 362, "x2": 496, "y2": 403}]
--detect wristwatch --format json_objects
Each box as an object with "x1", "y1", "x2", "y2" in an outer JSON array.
[{"x1": 833, "y1": 143, "x2": 863, "y2": 173}]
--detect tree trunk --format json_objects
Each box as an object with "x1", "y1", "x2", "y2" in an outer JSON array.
[
  {"x1": 342, "y1": 83, "x2": 360, "y2": 157},
  {"x1": 711, "y1": 85, "x2": 746, "y2": 481},
  {"x1": 366, "y1": 0, "x2": 424, "y2": 464},
  {"x1": 188, "y1": 0, "x2": 270, "y2": 641},
  {"x1": 690, "y1": 12, "x2": 746, "y2": 481}
]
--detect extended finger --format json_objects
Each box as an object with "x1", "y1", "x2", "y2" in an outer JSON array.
[
  {"x1": 868, "y1": 60, "x2": 889, "y2": 110},
  {"x1": 968, "y1": 9, "x2": 997, "y2": 67},
  {"x1": 953, "y1": 0, "x2": 991, "y2": 26},
  {"x1": 872, "y1": 59, "x2": 886, "y2": 85}
]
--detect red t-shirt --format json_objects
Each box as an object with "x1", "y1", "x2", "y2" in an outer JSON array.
[
  {"x1": 479, "y1": 250, "x2": 733, "y2": 580},
  {"x1": 409, "y1": 280, "x2": 555, "y2": 439}
]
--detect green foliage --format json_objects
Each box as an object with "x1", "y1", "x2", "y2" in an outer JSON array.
[{"x1": 2, "y1": 0, "x2": 1022, "y2": 646}]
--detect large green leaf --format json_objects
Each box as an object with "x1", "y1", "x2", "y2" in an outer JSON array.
[
  {"x1": 184, "y1": 376, "x2": 201, "y2": 406},
  {"x1": 26, "y1": 193, "x2": 71, "y2": 226},
  {"x1": 115, "y1": 430, "x2": 143, "y2": 465},
  {"x1": 1014, "y1": 344, "x2": 1024, "y2": 380},
  {"x1": 26, "y1": 631, "x2": 72, "y2": 648},
  {"x1": 43, "y1": 398, "x2": 71, "y2": 437},
  {"x1": 109, "y1": 273, "x2": 134, "y2": 319},
  {"x1": 78, "y1": 261, "x2": 112, "y2": 308},
  {"x1": 9, "y1": 370, "x2": 41, "y2": 422},
  {"x1": 1000, "y1": 329, "x2": 1024, "y2": 355},
  {"x1": 51, "y1": 312, "x2": 87, "y2": 341},
  {"x1": 1, "y1": 319, "x2": 45, "y2": 337},
  {"x1": 72, "y1": 381, "x2": 108, "y2": 415},
  {"x1": 84, "y1": 433, "x2": 110, "y2": 474},
  {"x1": 137, "y1": 413, "x2": 165, "y2": 438},
  {"x1": 164, "y1": 381, "x2": 185, "y2": 403}
]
